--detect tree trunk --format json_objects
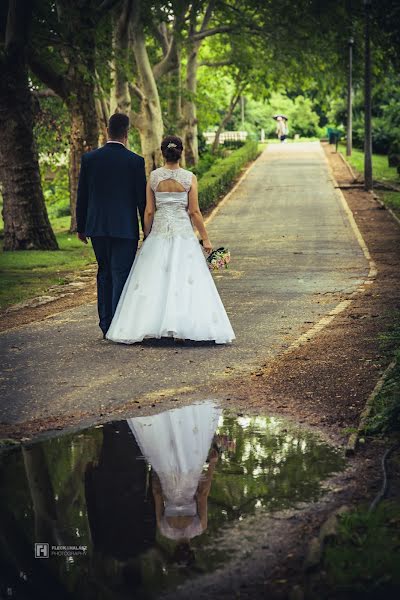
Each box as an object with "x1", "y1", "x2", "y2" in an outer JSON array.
[
  {"x1": 22, "y1": 445, "x2": 60, "y2": 543},
  {"x1": 0, "y1": 54, "x2": 58, "y2": 250},
  {"x1": 211, "y1": 85, "x2": 244, "y2": 154},
  {"x1": 95, "y1": 74, "x2": 109, "y2": 145},
  {"x1": 130, "y1": 26, "x2": 164, "y2": 174},
  {"x1": 182, "y1": 40, "x2": 200, "y2": 166},
  {"x1": 110, "y1": 7, "x2": 132, "y2": 115},
  {"x1": 66, "y1": 76, "x2": 99, "y2": 232}
]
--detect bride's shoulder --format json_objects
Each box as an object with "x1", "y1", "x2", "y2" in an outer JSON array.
[{"x1": 179, "y1": 168, "x2": 195, "y2": 187}]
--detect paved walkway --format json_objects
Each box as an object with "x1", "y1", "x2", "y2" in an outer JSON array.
[{"x1": 0, "y1": 143, "x2": 368, "y2": 426}]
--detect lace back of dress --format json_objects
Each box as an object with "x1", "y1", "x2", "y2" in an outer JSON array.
[{"x1": 151, "y1": 167, "x2": 193, "y2": 193}]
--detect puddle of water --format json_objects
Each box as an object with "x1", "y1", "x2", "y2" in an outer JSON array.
[{"x1": 0, "y1": 402, "x2": 345, "y2": 599}]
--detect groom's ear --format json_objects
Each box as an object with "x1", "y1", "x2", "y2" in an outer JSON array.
[{"x1": 106, "y1": 127, "x2": 110, "y2": 138}]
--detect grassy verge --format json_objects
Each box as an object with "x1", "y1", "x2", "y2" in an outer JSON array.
[
  {"x1": 381, "y1": 191, "x2": 400, "y2": 218},
  {"x1": 0, "y1": 217, "x2": 95, "y2": 309},
  {"x1": 0, "y1": 143, "x2": 261, "y2": 309},
  {"x1": 339, "y1": 145, "x2": 400, "y2": 185},
  {"x1": 314, "y1": 314, "x2": 400, "y2": 599},
  {"x1": 363, "y1": 313, "x2": 400, "y2": 436},
  {"x1": 316, "y1": 500, "x2": 400, "y2": 599},
  {"x1": 339, "y1": 146, "x2": 400, "y2": 218}
]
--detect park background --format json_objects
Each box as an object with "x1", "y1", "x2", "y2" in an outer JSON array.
[{"x1": 1, "y1": 2, "x2": 400, "y2": 597}]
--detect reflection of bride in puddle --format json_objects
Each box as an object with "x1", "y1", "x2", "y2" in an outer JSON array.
[{"x1": 127, "y1": 402, "x2": 222, "y2": 563}]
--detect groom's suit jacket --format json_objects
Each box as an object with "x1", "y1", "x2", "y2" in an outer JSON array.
[{"x1": 76, "y1": 142, "x2": 146, "y2": 239}]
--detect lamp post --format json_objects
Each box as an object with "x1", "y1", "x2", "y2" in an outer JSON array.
[
  {"x1": 346, "y1": 36, "x2": 354, "y2": 156},
  {"x1": 364, "y1": 0, "x2": 373, "y2": 190}
]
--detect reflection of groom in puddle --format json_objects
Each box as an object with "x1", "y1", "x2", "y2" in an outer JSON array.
[{"x1": 84, "y1": 422, "x2": 156, "y2": 566}]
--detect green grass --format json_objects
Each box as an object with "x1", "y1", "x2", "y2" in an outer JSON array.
[
  {"x1": 0, "y1": 217, "x2": 95, "y2": 309},
  {"x1": 317, "y1": 501, "x2": 400, "y2": 600},
  {"x1": 339, "y1": 146, "x2": 400, "y2": 185},
  {"x1": 363, "y1": 312, "x2": 400, "y2": 436},
  {"x1": 382, "y1": 191, "x2": 400, "y2": 216}
]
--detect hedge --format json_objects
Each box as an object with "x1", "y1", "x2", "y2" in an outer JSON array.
[{"x1": 198, "y1": 141, "x2": 260, "y2": 211}]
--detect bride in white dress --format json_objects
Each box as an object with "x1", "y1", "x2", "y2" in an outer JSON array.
[
  {"x1": 106, "y1": 135, "x2": 235, "y2": 344},
  {"x1": 127, "y1": 401, "x2": 222, "y2": 541}
]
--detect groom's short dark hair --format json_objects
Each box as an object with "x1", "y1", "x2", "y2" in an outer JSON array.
[{"x1": 108, "y1": 113, "x2": 130, "y2": 139}]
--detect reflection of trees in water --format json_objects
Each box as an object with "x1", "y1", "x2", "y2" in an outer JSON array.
[
  {"x1": 207, "y1": 415, "x2": 344, "y2": 526},
  {"x1": 0, "y1": 429, "x2": 102, "y2": 599}
]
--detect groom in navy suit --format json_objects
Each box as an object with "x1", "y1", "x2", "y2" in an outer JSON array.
[{"x1": 76, "y1": 113, "x2": 146, "y2": 338}]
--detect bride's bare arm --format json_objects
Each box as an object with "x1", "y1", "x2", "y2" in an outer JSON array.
[
  {"x1": 188, "y1": 175, "x2": 212, "y2": 252},
  {"x1": 144, "y1": 181, "x2": 155, "y2": 237}
]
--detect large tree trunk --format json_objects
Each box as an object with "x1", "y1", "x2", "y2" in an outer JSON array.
[
  {"x1": 130, "y1": 26, "x2": 164, "y2": 174},
  {"x1": 67, "y1": 95, "x2": 99, "y2": 232},
  {"x1": 182, "y1": 40, "x2": 200, "y2": 166},
  {"x1": 0, "y1": 51, "x2": 58, "y2": 250}
]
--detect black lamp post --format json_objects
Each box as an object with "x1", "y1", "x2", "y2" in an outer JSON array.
[
  {"x1": 364, "y1": 0, "x2": 373, "y2": 190},
  {"x1": 346, "y1": 36, "x2": 354, "y2": 157}
]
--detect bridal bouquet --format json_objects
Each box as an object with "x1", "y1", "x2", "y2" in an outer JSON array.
[{"x1": 205, "y1": 247, "x2": 231, "y2": 271}]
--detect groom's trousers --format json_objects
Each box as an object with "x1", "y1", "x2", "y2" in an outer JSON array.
[{"x1": 91, "y1": 236, "x2": 138, "y2": 335}]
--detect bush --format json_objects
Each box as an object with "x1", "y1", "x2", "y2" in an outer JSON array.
[
  {"x1": 190, "y1": 150, "x2": 220, "y2": 178},
  {"x1": 222, "y1": 140, "x2": 246, "y2": 149},
  {"x1": 198, "y1": 141, "x2": 259, "y2": 211}
]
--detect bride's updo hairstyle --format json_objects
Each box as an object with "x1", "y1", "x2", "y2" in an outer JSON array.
[{"x1": 161, "y1": 135, "x2": 183, "y2": 163}]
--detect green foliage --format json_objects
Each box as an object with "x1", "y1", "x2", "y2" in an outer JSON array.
[
  {"x1": 41, "y1": 160, "x2": 70, "y2": 214},
  {"x1": 33, "y1": 96, "x2": 70, "y2": 156},
  {"x1": 235, "y1": 94, "x2": 324, "y2": 139},
  {"x1": 190, "y1": 150, "x2": 220, "y2": 178},
  {"x1": 329, "y1": 71, "x2": 400, "y2": 155},
  {"x1": 198, "y1": 141, "x2": 260, "y2": 211},
  {"x1": 320, "y1": 501, "x2": 400, "y2": 599}
]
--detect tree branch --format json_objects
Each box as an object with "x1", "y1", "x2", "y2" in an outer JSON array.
[
  {"x1": 151, "y1": 22, "x2": 170, "y2": 56},
  {"x1": 199, "y1": 59, "x2": 232, "y2": 67},
  {"x1": 199, "y1": 0, "x2": 216, "y2": 33},
  {"x1": 97, "y1": 0, "x2": 122, "y2": 14},
  {"x1": 130, "y1": 108, "x2": 143, "y2": 129},
  {"x1": 129, "y1": 82, "x2": 145, "y2": 102},
  {"x1": 31, "y1": 88, "x2": 59, "y2": 98},
  {"x1": 29, "y1": 52, "x2": 68, "y2": 99},
  {"x1": 153, "y1": 35, "x2": 179, "y2": 80},
  {"x1": 152, "y1": 3, "x2": 187, "y2": 80},
  {"x1": 192, "y1": 25, "x2": 232, "y2": 40}
]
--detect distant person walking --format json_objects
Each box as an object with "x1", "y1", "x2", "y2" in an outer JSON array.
[{"x1": 275, "y1": 115, "x2": 288, "y2": 143}]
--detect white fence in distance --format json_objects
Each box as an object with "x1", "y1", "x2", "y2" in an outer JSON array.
[{"x1": 204, "y1": 131, "x2": 248, "y2": 145}]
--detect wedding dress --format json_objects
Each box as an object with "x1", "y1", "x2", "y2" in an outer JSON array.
[
  {"x1": 127, "y1": 401, "x2": 222, "y2": 539},
  {"x1": 106, "y1": 166, "x2": 235, "y2": 344}
]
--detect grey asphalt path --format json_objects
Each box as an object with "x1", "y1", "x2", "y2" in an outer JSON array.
[{"x1": 0, "y1": 142, "x2": 368, "y2": 426}]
